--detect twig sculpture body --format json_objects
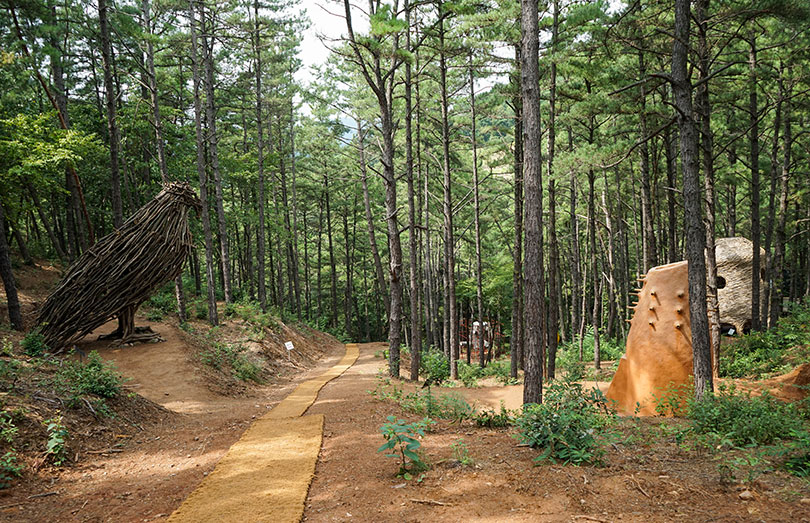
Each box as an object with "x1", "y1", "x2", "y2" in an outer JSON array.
[{"x1": 36, "y1": 182, "x2": 201, "y2": 349}]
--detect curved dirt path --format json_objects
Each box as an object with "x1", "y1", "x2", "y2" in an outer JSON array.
[{"x1": 167, "y1": 344, "x2": 359, "y2": 523}]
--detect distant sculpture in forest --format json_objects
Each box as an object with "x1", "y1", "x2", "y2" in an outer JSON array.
[
  {"x1": 606, "y1": 237, "x2": 765, "y2": 415},
  {"x1": 36, "y1": 182, "x2": 200, "y2": 350}
]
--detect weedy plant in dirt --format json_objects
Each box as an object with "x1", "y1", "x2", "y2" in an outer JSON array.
[
  {"x1": 514, "y1": 375, "x2": 615, "y2": 465},
  {"x1": 44, "y1": 415, "x2": 69, "y2": 465},
  {"x1": 369, "y1": 375, "x2": 476, "y2": 421},
  {"x1": 378, "y1": 416, "x2": 432, "y2": 480},
  {"x1": 420, "y1": 347, "x2": 450, "y2": 384},
  {"x1": 451, "y1": 438, "x2": 473, "y2": 466},
  {"x1": 474, "y1": 401, "x2": 515, "y2": 428}
]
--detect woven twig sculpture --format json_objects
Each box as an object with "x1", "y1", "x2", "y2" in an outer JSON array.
[{"x1": 36, "y1": 182, "x2": 201, "y2": 349}]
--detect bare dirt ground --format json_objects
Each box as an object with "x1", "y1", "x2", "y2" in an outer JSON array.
[
  {"x1": 0, "y1": 317, "x2": 345, "y2": 522},
  {"x1": 304, "y1": 343, "x2": 810, "y2": 523}
]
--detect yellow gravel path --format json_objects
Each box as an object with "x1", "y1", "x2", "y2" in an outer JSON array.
[{"x1": 168, "y1": 343, "x2": 359, "y2": 523}]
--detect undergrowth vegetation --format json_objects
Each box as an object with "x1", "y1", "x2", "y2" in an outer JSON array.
[
  {"x1": 199, "y1": 340, "x2": 264, "y2": 383},
  {"x1": 720, "y1": 300, "x2": 810, "y2": 379},
  {"x1": 370, "y1": 375, "x2": 475, "y2": 421},
  {"x1": 555, "y1": 327, "x2": 624, "y2": 380},
  {"x1": 514, "y1": 375, "x2": 615, "y2": 465}
]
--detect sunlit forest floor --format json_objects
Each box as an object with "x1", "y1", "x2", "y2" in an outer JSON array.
[{"x1": 1, "y1": 263, "x2": 809, "y2": 521}]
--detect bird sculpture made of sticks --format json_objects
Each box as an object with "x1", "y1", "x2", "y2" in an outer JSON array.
[{"x1": 36, "y1": 182, "x2": 201, "y2": 350}]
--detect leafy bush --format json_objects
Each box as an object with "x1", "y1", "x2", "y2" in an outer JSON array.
[
  {"x1": 721, "y1": 300, "x2": 810, "y2": 379},
  {"x1": 55, "y1": 351, "x2": 122, "y2": 398},
  {"x1": 457, "y1": 361, "x2": 481, "y2": 387},
  {"x1": 514, "y1": 376, "x2": 614, "y2": 465},
  {"x1": 0, "y1": 452, "x2": 23, "y2": 488},
  {"x1": 378, "y1": 416, "x2": 431, "y2": 479},
  {"x1": 145, "y1": 287, "x2": 175, "y2": 320},
  {"x1": 687, "y1": 384, "x2": 803, "y2": 446},
  {"x1": 20, "y1": 330, "x2": 48, "y2": 357},
  {"x1": 555, "y1": 327, "x2": 624, "y2": 379},
  {"x1": 420, "y1": 347, "x2": 449, "y2": 384},
  {"x1": 0, "y1": 359, "x2": 24, "y2": 392},
  {"x1": 0, "y1": 413, "x2": 18, "y2": 444},
  {"x1": 474, "y1": 402, "x2": 515, "y2": 428}
]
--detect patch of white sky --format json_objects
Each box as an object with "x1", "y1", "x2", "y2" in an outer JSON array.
[{"x1": 294, "y1": 0, "x2": 627, "y2": 116}]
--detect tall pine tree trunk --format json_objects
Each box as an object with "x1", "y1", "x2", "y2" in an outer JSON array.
[
  {"x1": 521, "y1": 0, "x2": 543, "y2": 404},
  {"x1": 673, "y1": 0, "x2": 712, "y2": 399},
  {"x1": 201, "y1": 9, "x2": 232, "y2": 304},
  {"x1": 190, "y1": 0, "x2": 217, "y2": 325},
  {"x1": 98, "y1": 0, "x2": 123, "y2": 228}
]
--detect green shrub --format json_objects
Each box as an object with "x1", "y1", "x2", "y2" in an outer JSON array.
[
  {"x1": 55, "y1": 351, "x2": 122, "y2": 398},
  {"x1": 0, "y1": 452, "x2": 23, "y2": 488},
  {"x1": 457, "y1": 361, "x2": 482, "y2": 387},
  {"x1": 420, "y1": 347, "x2": 449, "y2": 384},
  {"x1": 20, "y1": 330, "x2": 48, "y2": 357},
  {"x1": 514, "y1": 376, "x2": 614, "y2": 465},
  {"x1": 0, "y1": 413, "x2": 17, "y2": 444},
  {"x1": 721, "y1": 300, "x2": 810, "y2": 379},
  {"x1": 0, "y1": 359, "x2": 24, "y2": 392},
  {"x1": 687, "y1": 384, "x2": 803, "y2": 446},
  {"x1": 145, "y1": 287, "x2": 175, "y2": 318},
  {"x1": 474, "y1": 402, "x2": 515, "y2": 428}
]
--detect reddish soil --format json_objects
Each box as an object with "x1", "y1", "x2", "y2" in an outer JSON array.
[
  {"x1": 304, "y1": 343, "x2": 810, "y2": 523},
  {"x1": 0, "y1": 318, "x2": 345, "y2": 522}
]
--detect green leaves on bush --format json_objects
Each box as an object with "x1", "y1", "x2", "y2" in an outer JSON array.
[
  {"x1": 514, "y1": 376, "x2": 614, "y2": 465},
  {"x1": 0, "y1": 452, "x2": 23, "y2": 488},
  {"x1": 720, "y1": 300, "x2": 810, "y2": 379},
  {"x1": 200, "y1": 342, "x2": 263, "y2": 383},
  {"x1": 419, "y1": 347, "x2": 449, "y2": 384},
  {"x1": 20, "y1": 330, "x2": 48, "y2": 357},
  {"x1": 687, "y1": 385, "x2": 804, "y2": 446},
  {"x1": 44, "y1": 416, "x2": 69, "y2": 466},
  {"x1": 378, "y1": 416, "x2": 431, "y2": 479},
  {"x1": 55, "y1": 351, "x2": 122, "y2": 399}
]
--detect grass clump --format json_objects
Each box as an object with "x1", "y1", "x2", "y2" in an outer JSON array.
[
  {"x1": 370, "y1": 376, "x2": 475, "y2": 421},
  {"x1": 514, "y1": 375, "x2": 614, "y2": 465},
  {"x1": 200, "y1": 342, "x2": 263, "y2": 383}
]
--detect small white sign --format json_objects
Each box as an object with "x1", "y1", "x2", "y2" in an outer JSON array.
[{"x1": 284, "y1": 341, "x2": 294, "y2": 351}]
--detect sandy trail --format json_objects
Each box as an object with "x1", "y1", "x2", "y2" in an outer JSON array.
[{"x1": 167, "y1": 344, "x2": 359, "y2": 523}]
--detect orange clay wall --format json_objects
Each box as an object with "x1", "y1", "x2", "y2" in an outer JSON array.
[{"x1": 606, "y1": 261, "x2": 694, "y2": 415}]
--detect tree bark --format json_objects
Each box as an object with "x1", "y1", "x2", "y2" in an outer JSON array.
[
  {"x1": 673, "y1": 0, "x2": 713, "y2": 399},
  {"x1": 521, "y1": 0, "x2": 543, "y2": 405},
  {"x1": 407, "y1": 0, "x2": 421, "y2": 379},
  {"x1": 696, "y1": 0, "x2": 718, "y2": 376},
  {"x1": 253, "y1": 0, "x2": 267, "y2": 312},
  {"x1": 98, "y1": 0, "x2": 124, "y2": 228},
  {"x1": 510, "y1": 45, "x2": 524, "y2": 380},
  {"x1": 749, "y1": 38, "x2": 761, "y2": 332},
  {"x1": 201, "y1": 8, "x2": 233, "y2": 304},
  {"x1": 190, "y1": 0, "x2": 217, "y2": 325},
  {"x1": 0, "y1": 202, "x2": 23, "y2": 330}
]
